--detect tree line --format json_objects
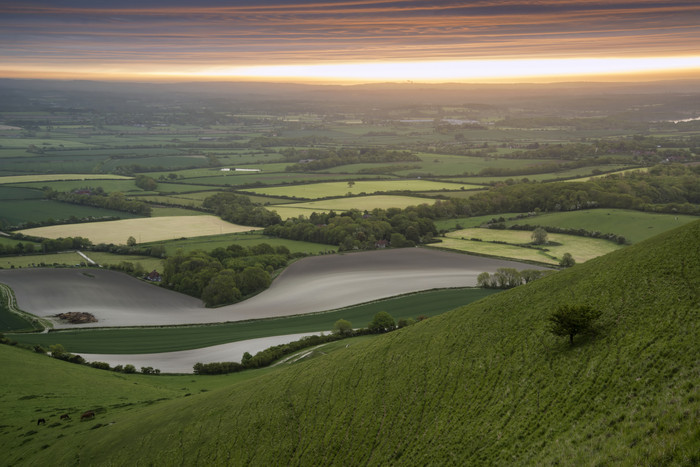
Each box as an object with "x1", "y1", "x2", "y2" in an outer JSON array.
[
  {"x1": 44, "y1": 188, "x2": 152, "y2": 216},
  {"x1": 281, "y1": 147, "x2": 420, "y2": 172},
  {"x1": 263, "y1": 208, "x2": 437, "y2": 251},
  {"x1": 203, "y1": 192, "x2": 282, "y2": 227},
  {"x1": 162, "y1": 243, "x2": 299, "y2": 307}
]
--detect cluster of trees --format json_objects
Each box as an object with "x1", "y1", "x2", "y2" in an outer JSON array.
[
  {"x1": 203, "y1": 192, "x2": 281, "y2": 227},
  {"x1": 477, "y1": 267, "x2": 554, "y2": 289},
  {"x1": 264, "y1": 208, "x2": 437, "y2": 250},
  {"x1": 282, "y1": 147, "x2": 420, "y2": 172},
  {"x1": 134, "y1": 175, "x2": 158, "y2": 191},
  {"x1": 163, "y1": 243, "x2": 296, "y2": 307},
  {"x1": 425, "y1": 166, "x2": 700, "y2": 217},
  {"x1": 45, "y1": 189, "x2": 152, "y2": 216}
]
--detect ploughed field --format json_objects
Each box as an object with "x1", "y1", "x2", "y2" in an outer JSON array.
[{"x1": 0, "y1": 248, "x2": 545, "y2": 329}]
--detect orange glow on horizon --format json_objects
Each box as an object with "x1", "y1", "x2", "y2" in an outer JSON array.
[{"x1": 2, "y1": 56, "x2": 699, "y2": 84}]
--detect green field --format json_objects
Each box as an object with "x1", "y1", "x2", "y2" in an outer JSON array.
[
  {"x1": 0, "y1": 200, "x2": 141, "y2": 227},
  {"x1": 14, "y1": 179, "x2": 141, "y2": 193},
  {"x1": 433, "y1": 228, "x2": 622, "y2": 264},
  {"x1": 84, "y1": 252, "x2": 163, "y2": 272},
  {"x1": 269, "y1": 195, "x2": 434, "y2": 219},
  {"x1": 9, "y1": 288, "x2": 499, "y2": 353},
  {"x1": 147, "y1": 232, "x2": 336, "y2": 256},
  {"x1": 245, "y1": 180, "x2": 479, "y2": 199},
  {"x1": 0, "y1": 252, "x2": 85, "y2": 269},
  {"x1": 501, "y1": 209, "x2": 697, "y2": 243},
  {"x1": 0, "y1": 174, "x2": 132, "y2": 184}
]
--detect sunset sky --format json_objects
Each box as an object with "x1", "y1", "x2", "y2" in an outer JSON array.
[{"x1": 1, "y1": 0, "x2": 699, "y2": 83}]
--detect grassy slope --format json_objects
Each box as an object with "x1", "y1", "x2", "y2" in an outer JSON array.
[{"x1": 9, "y1": 221, "x2": 700, "y2": 465}]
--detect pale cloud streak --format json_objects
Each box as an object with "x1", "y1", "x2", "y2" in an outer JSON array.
[{"x1": 0, "y1": 1, "x2": 698, "y2": 81}]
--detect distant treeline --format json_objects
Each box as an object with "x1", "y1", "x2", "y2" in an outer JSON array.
[
  {"x1": 45, "y1": 188, "x2": 152, "y2": 216},
  {"x1": 264, "y1": 209, "x2": 437, "y2": 251},
  {"x1": 426, "y1": 165, "x2": 700, "y2": 217},
  {"x1": 282, "y1": 147, "x2": 420, "y2": 172},
  {"x1": 202, "y1": 192, "x2": 281, "y2": 227},
  {"x1": 163, "y1": 243, "x2": 300, "y2": 307}
]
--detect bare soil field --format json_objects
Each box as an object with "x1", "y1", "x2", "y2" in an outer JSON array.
[
  {"x1": 0, "y1": 248, "x2": 547, "y2": 329},
  {"x1": 79, "y1": 332, "x2": 320, "y2": 374},
  {"x1": 18, "y1": 215, "x2": 256, "y2": 245}
]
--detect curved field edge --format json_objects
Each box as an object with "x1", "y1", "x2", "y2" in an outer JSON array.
[
  {"x1": 13, "y1": 220, "x2": 700, "y2": 465},
  {"x1": 8, "y1": 288, "x2": 500, "y2": 354},
  {"x1": 0, "y1": 283, "x2": 48, "y2": 332}
]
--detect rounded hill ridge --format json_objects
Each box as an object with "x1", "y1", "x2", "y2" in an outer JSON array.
[{"x1": 17, "y1": 220, "x2": 698, "y2": 465}]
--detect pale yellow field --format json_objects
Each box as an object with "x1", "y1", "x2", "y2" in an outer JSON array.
[
  {"x1": 269, "y1": 195, "x2": 434, "y2": 219},
  {"x1": 432, "y1": 228, "x2": 623, "y2": 264},
  {"x1": 243, "y1": 180, "x2": 477, "y2": 199},
  {"x1": 0, "y1": 174, "x2": 133, "y2": 184},
  {"x1": 18, "y1": 216, "x2": 257, "y2": 245}
]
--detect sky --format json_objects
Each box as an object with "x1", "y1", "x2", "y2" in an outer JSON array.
[{"x1": 1, "y1": 0, "x2": 699, "y2": 84}]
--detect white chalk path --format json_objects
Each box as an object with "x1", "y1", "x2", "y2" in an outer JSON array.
[{"x1": 79, "y1": 332, "x2": 321, "y2": 374}]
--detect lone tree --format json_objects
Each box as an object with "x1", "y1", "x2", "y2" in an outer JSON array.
[
  {"x1": 127, "y1": 236, "x2": 137, "y2": 247},
  {"x1": 368, "y1": 311, "x2": 396, "y2": 333},
  {"x1": 559, "y1": 252, "x2": 576, "y2": 267},
  {"x1": 333, "y1": 319, "x2": 353, "y2": 336},
  {"x1": 548, "y1": 304, "x2": 601, "y2": 346},
  {"x1": 531, "y1": 227, "x2": 548, "y2": 245}
]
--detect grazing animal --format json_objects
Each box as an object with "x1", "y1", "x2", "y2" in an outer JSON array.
[
  {"x1": 37, "y1": 418, "x2": 46, "y2": 425},
  {"x1": 80, "y1": 410, "x2": 95, "y2": 421},
  {"x1": 60, "y1": 414, "x2": 71, "y2": 420}
]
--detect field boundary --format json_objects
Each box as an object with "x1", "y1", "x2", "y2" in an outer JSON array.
[{"x1": 0, "y1": 282, "x2": 52, "y2": 332}]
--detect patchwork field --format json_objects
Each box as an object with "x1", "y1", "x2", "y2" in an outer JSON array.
[
  {"x1": 269, "y1": 195, "x2": 434, "y2": 219},
  {"x1": 244, "y1": 180, "x2": 479, "y2": 199},
  {"x1": 149, "y1": 232, "x2": 336, "y2": 256},
  {"x1": 432, "y1": 228, "x2": 622, "y2": 264},
  {"x1": 0, "y1": 174, "x2": 132, "y2": 184},
  {"x1": 501, "y1": 209, "x2": 697, "y2": 243},
  {"x1": 0, "y1": 248, "x2": 546, "y2": 329},
  {"x1": 17, "y1": 215, "x2": 256, "y2": 245},
  {"x1": 0, "y1": 199, "x2": 142, "y2": 227}
]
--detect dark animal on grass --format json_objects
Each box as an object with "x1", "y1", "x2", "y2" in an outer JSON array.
[
  {"x1": 80, "y1": 411, "x2": 95, "y2": 421},
  {"x1": 60, "y1": 414, "x2": 70, "y2": 420},
  {"x1": 37, "y1": 418, "x2": 46, "y2": 425}
]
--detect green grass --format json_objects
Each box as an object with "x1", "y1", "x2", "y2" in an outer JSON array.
[
  {"x1": 147, "y1": 232, "x2": 336, "y2": 256},
  {"x1": 434, "y1": 228, "x2": 621, "y2": 264},
  {"x1": 13, "y1": 179, "x2": 140, "y2": 193},
  {"x1": 501, "y1": 209, "x2": 698, "y2": 243},
  {"x1": 4, "y1": 220, "x2": 697, "y2": 465},
  {"x1": 0, "y1": 174, "x2": 131, "y2": 184},
  {"x1": 84, "y1": 253, "x2": 163, "y2": 272},
  {"x1": 0, "y1": 252, "x2": 86, "y2": 268},
  {"x1": 149, "y1": 206, "x2": 208, "y2": 217},
  {"x1": 0, "y1": 200, "x2": 141, "y2": 227},
  {"x1": 245, "y1": 180, "x2": 479, "y2": 199},
  {"x1": 10, "y1": 288, "x2": 500, "y2": 354},
  {"x1": 268, "y1": 195, "x2": 434, "y2": 219}
]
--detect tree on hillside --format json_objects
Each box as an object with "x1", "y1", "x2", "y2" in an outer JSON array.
[
  {"x1": 127, "y1": 236, "x2": 137, "y2": 247},
  {"x1": 531, "y1": 227, "x2": 548, "y2": 245},
  {"x1": 333, "y1": 319, "x2": 353, "y2": 336},
  {"x1": 559, "y1": 252, "x2": 576, "y2": 267},
  {"x1": 548, "y1": 304, "x2": 601, "y2": 346},
  {"x1": 368, "y1": 311, "x2": 396, "y2": 333}
]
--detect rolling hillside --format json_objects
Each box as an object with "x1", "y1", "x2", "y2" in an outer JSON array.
[{"x1": 4, "y1": 221, "x2": 699, "y2": 465}]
